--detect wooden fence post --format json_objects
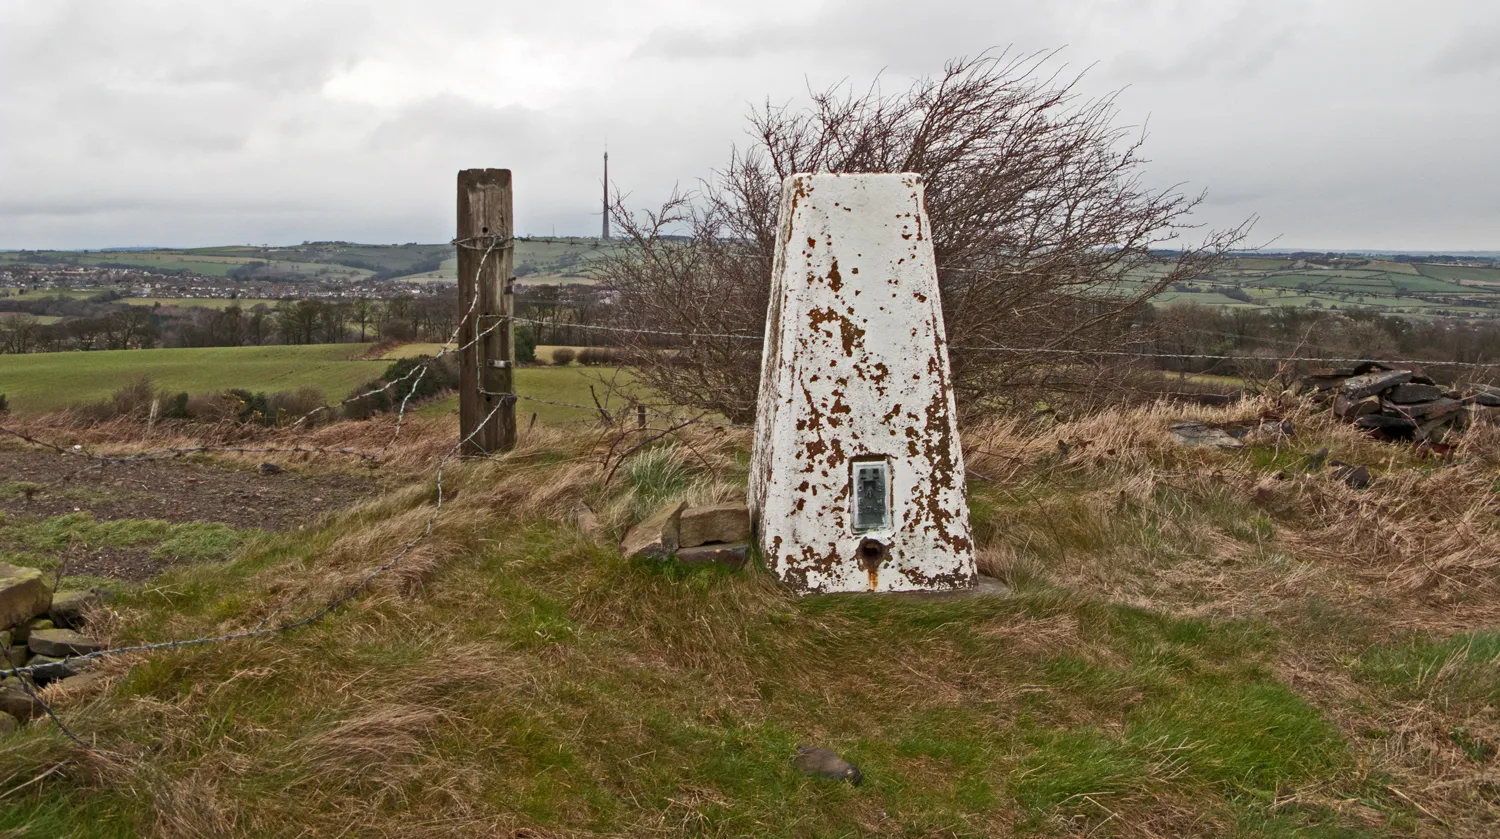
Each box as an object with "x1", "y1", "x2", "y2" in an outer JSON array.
[{"x1": 457, "y1": 169, "x2": 516, "y2": 456}]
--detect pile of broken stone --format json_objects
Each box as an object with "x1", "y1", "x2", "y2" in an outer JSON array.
[
  {"x1": 1298, "y1": 362, "x2": 1499, "y2": 443},
  {"x1": 620, "y1": 502, "x2": 751, "y2": 567},
  {"x1": 1, "y1": 562, "x2": 106, "y2": 732}
]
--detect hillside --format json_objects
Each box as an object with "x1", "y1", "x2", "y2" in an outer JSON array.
[
  {"x1": 1, "y1": 239, "x2": 615, "y2": 290},
  {"x1": 1155, "y1": 255, "x2": 1500, "y2": 318},
  {"x1": 2, "y1": 401, "x2": 1498, "y2": 836}
]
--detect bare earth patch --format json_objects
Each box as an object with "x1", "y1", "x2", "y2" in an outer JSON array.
[{"x1": 0, "y1": 449, "x2": 376, "y2": 580}]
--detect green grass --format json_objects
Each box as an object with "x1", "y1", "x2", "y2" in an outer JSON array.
[
  {"x1": 0, "y1": 344, "x2": 381, "y2": 413},
  {"x1": 1354, "y1": 631, "x2": 1500, "y2": 710},
  {"x1": 0, "y1": 511, "x2": 255, "y2": 580},
  {"x1": 418, "y1": 366, "x2": 642, "y2": 426},
  {"x1": 7, "y1": 403, "x2": 1474, "y2": 835},
  {"x1": 1413, "y1": 264, "x2": 1500, "y2": 285}
]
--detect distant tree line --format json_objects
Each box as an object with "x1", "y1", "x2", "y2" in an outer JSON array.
[{"x1": 1148, "y1": 303, "x2": 1500, "y2": 380}]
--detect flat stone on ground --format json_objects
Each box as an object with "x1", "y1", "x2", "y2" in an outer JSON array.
[
  {"x1": 28, "y1": 628, "x2": 102, "y2": 658},
  {"x1": 620, "y1": 502, "x2": 688, "y2": 560},
  {"x1": 674, "y1": 542, "x2": 750, "y2": 568},
  {"x1": 1169, "y1": 421, "x2": 1243, "y2": 450},
  {"x1": 678, "y1": 504, "x2": 750, "y2": 548},
  {"x1": 0, "y1": 562, "x2": 52, "y2": 631}
]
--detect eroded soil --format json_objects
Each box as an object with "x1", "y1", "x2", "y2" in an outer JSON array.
[{"x1": 0, "y1": 449, "x2": 377, "y2": 580}]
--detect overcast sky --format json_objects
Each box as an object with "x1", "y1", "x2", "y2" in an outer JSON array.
[{"x1": 2, "y1": 0, "x2": 1497, "y2": 251}]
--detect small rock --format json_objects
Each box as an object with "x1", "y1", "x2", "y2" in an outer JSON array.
[
  {"x1": 257, "y1": 462, "x2": 283, "y2": 475},
  {"x1": 49, "y1": 590, "x2": 101, "y2": 629},
  {"x1": 52, "y1": 668, "x2": 108, "y2": 694},
  {"x1": 1340, "y1": 370, "x2": 1413, "y2": 399},
  {"x1": 620, "y1": 502, "x2": 688, "y2": 560},
  {"x1": 569, "y1": 504, "x2": 605, "y2": 545},
  {"x1": 1387, "y1": 383, "x2": 1444, "y2": 404},
  {"x1": 28, "y1": 628, "x2": 102, "y2": 658},
  {"x1": 0, "y1": 712, "x2": 17, "y2": 734},
  {"x1": 0, "y1": 677, "x2": 39, "y2": 722},
  {"x1": 0, "y1": 562, "x2": 53, "y2": 632},
  {"x1": 12, "y1": 617, "x2": 53, "y2": 645},
  {"x1": 1334, "y1": 395, "x2": 1380, "y2": 420},
  {"x1": 1169, "y1": 421, "x2": 1243, "y2": 449},
  {"x1": 1417, "y1": 415, "x2": 1458, "y2": 444},
  {"x1": 5, "y1": 647, "x2": 24, "y2": 669},
  {"x1": 793, "y1": 746, "x2": 863, "y2": 785},
  {"x1": 678, "y1": 504, "x2": 751, "y2": 548},
  {"x1": 26, "y1": 654, "x2": 87, "y2": 682},
  {"x1": 1329, "y1": 461, "x2": 1372, "y2": 489},
  {"x1": 1471, "y1": 384, "x2": 1500, "y2": 408},
  {"x1": 674, "y1": 542, "x2": 750, "y2": 569}
]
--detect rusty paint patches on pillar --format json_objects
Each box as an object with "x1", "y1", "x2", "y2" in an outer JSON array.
[{"x1": 749, "y1": 173, "x2": 976, "y2": 594}]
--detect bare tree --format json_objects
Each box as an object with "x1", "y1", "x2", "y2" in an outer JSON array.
[{"x1": 596, "y1": 51, "x2": 1252, "y2": 420}]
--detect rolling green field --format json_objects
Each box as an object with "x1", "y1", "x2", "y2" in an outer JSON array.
[
  {"x1": 1, "y1": 240, "x2": 611, "y2": 285},
  {"x1": 1159, "y1": 256, "x2": 1500, "y2": 316},
  {"x1": 0, "y1": 344, "x2": 382, "y2": 413},
  {"x1": 0, "y1": 343, "x2": 618, "y2": 424}
]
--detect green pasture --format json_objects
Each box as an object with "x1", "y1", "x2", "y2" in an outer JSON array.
[
  {"x1": 0, "y1": 344, "x2": 381, "y2": 414},
  {"x1": 1415, "y1": 263, "x2": 1500, "y2": 285},
  {"x1": 0, "y1": 343, "x2": 627, "y2": 425}
]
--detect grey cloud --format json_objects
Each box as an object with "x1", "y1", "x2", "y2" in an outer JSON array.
[
  {"x1": 633, "y1": 25, "x2": 794, "y2": 60},
  {"x1": 1, "y1": 0, "x2": 1498, "y2": 250},
  {"x1": 1430, "y1": 25, "x2": 1500, "y2": 75}
]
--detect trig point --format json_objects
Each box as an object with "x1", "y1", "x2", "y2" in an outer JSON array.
[{"x1": 749, "y1": 173, "x2": 976, "y2": 594}]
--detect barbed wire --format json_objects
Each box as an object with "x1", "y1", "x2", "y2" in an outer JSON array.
[
  {"x1": 479, "y1": 389, "x2": 754, "y2": 430},
  {"x1": 510, "y1": 317, "x2": 763, "y2": 342},
  {"x1": 509, "y1": 315, "x2": 1500, "y2": 372},
  {"x1": 951, "y1": 343, "x2": 1500, "y2": 368}
]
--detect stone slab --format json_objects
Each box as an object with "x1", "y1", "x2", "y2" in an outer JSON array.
[
  {"x1": 1169, "y1": 421, "x2": 1244, "y2": 449},
  {"x1": 620, "y1": 501, "x2": 687, "y2": 560},
  {"x1": 1340, "y1": 370, "x2": 1412, "y2": 399},
  {"x1": 678, "y1": 504, "x2": 750, "y2": 548},
  {"x1": 28, "y1": 628, "x2": 102, "y2": 658},
  {"x1": 1387, "y1": 384, "x2": 1444, "y2": 404},
  {"x1": 674, "y1": 542, "x2": 750, "y2": 568}
]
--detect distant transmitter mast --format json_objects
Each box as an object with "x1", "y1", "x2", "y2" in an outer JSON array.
[{"x1": 601, "y1": 151, "x2": 610, "y2": 241}]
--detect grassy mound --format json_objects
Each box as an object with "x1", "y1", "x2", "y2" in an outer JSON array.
[{"x1": 3, "y1": 402, "x2": 1500, "y2": 837}]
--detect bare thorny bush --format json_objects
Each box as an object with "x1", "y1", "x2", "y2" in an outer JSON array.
[{"x1": 596, "y1": 50, "x2": 1253, "y2": 423}]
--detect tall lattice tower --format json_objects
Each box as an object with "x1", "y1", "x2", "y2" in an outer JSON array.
[{"x1": 601, "y1": 151, "x2": 610, "y2": 241}]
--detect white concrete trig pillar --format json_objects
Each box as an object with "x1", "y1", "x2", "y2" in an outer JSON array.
[{"x1": 748, "y1": 173, "x2": 976, "y2": 594}]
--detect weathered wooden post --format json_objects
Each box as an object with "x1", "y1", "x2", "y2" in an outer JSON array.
[
  {"x1": 457, "y1": 168, "x2": 516, "y2": 455},
  {"x1": 749, "y1": 173, "x2": 976, "y2": 594}
]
